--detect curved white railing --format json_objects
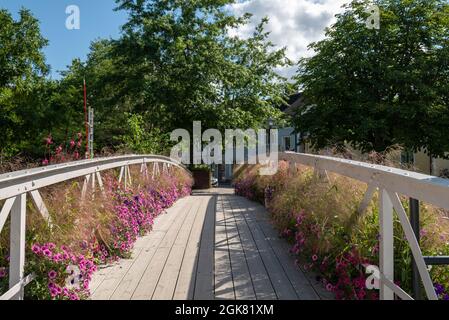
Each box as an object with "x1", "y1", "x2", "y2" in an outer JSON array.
[
  {"x1": 0, "y1": 155, "x2": 190, "y2": 300},
  {"x1": 280, "y1": 152, "x2": 449, "y2": 300},
  {"x1": 2, "y1": 151, "x2": 448, "y2": 300}
]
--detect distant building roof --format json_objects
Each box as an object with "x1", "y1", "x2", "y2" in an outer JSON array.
[{"x1": 280, "y1": 92, "x2": 304, "y2": 116}]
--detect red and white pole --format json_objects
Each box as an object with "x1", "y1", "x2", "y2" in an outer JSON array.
[{"x1": 83, "y1": 78, "x2": 89, "y2": 158}]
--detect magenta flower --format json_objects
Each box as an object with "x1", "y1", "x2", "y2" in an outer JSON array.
[
  {"x1": 312, "y1": 254, "x2": 318, "y2": 262},
  {"x1": 48, "y1": 270, "x2": 57, "y2": 280},
  {"x1": 42, "y1": 249, "x2": 52, "y2": 258},
  {"x1": 55, "y1": 285, "x2": 62, "y2": 295},
  {"x1": 49, "y1": 287, "x2": 59, "y2": 298},
  {"x1": 69, "y1": 293, "x2": 80, "y2": 301},
  {"x1": 31, "y1": 244, "x2": 41, "y2": 254},
  {"x1": 0, "y1": 267, "x2": 6, "y2": 278}
]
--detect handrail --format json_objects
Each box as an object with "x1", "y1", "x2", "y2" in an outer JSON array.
[
  {"x1": 280, "y1": 151, "x2": 449, "y2": 300},
  {"x1": 0, "y1": 154, "x2": 190, "y2": 300},
  {"x1": 0, "y1": 154, "x2": 190, "y2": 201},
  {"x1": 280, "y1": 152, "x2": 449, "y2": 209}
]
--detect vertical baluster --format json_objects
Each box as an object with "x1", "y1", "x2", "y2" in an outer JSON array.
[
  {"x1": 379, "y1": 189, "x2": 394, "y2": 300},
  {"x1": 9, "y1": 194, "x2": 26, "y2": 300},
  {"x1": 410, "y1": 198, "x2": 421, "y2": 300}
]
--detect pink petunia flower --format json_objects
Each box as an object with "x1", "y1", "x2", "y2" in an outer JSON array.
[
  {"x1": 48, "y1": 270, "x2": 58, "y2": 280},
  {"x1": 31, "y1": 244, "x2": 41, "y2": 254}
]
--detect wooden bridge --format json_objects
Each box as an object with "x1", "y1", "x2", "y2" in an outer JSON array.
[
  {"x1": 2, "y1": 153, "x2": 449, "y2": 300},
  {"x1": 90, "y1": 188, "x2": 331, "y2": 300}
]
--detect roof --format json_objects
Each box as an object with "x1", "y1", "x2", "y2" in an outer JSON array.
[{"x1": 280, "y1": 92, "x2": 304, "y2": 116}]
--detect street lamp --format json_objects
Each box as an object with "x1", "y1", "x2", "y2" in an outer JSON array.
[{"x1": 267, "y1": 117, "x2": 274, "y2": 153}]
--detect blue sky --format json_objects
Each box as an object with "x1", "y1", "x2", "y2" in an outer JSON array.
[
  {"x1": 0, "y1": 0, "x2": 352, "y2": 80},
  {"x1": 0, "y1": 0, "x2": 128, "y2": 79}
]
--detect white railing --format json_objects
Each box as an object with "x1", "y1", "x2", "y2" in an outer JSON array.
[
  {"x1": 0, "y1": 155, "x2": 189, "y2": 300},
  {"x1": 280, "y1": 151, "x2": 449, "y2": 300}
]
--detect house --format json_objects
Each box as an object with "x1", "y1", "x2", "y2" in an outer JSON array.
[
  {"x1": 277, "y1": 93, "x2": 307, "y2": 153},
  {"x1": 276, "y1": 93, "x2": 449, "y2": 177}
]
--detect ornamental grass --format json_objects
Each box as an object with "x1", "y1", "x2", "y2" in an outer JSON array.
[
  {"x1": 234, "y1": 162, "x2": 449, "y2": 300},
  {"x1": 0, "y1": 167, "x2": 192, "y2": 300}
]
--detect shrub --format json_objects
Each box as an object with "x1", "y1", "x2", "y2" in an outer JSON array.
[
  {"x1": 0, "y1": 166, "x2": 193, "y2": 299},
  {"x1": 234, "y1": 162, "x2": 449, "y2": 300}
]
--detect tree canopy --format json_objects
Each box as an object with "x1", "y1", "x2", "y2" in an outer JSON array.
[
  {"x1": 294, "y1": 0, "x2": 449, "y2": 157},
  {"x1": 0, "y1": 8, "x2": 49, "y2": 159},
  {"x1": 1, "y1": 1, "x2": 293, "y2": 160}
]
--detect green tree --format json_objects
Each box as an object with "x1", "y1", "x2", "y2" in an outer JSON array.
[
  {"x1": 113, "y1": 0, "x2": 290, "y2": 132},
  {"x1": 0, "y1": 8, "x2": 49, "y2": 159},
  {"x1": 295, "y1": 0, "x2": 449, "y2": 157}
]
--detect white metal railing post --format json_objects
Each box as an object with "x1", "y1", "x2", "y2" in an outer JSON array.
[
  {"x1": 118, "y1": 166, "x2": 125, "y2": 183},
  {"x1": 91, "y1": 173, "x2": 96, "y2": 200},
  {"x1": 126, "y1": 166, "x2": 132, "y2": 186},
  {"x1": 9, "y1": 194, "x2": 26, "y2": 300},
  {"x1": 379, "y1": 189, "x2": 395, "y2": 300},
  {"x1": 124, "y1": 166, "x2": 128, "y2": 188}
]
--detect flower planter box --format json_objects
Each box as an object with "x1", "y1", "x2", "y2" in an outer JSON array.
[{"x1": 192, "y1": 169, "x2": 211, "y2": 189}]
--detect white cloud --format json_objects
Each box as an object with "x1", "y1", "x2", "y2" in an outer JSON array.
[{"x1": 228, "y1": 0, "x2": 350, "y2": 78}]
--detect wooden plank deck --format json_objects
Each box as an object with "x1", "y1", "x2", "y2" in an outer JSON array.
[{"x1": 91, "y1": 188, "x2": 331, "y2": 300}]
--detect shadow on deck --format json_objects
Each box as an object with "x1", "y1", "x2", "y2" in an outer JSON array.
[{"x1": 90, "y1": 188, "x2": 333, "y2": 300}]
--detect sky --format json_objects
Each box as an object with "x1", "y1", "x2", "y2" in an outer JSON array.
[
  {"x1": 0, "y1": 0, "x2": 128, "y2": 79},
  {"x1": 0, "y1": 0, "x2": 350, "y2": 79},
  {"x1": 229, "y1": 0, "x2": 349, "y2": 78}
]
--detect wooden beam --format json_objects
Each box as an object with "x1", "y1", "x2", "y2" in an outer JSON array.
[
  {"x1": 358, "y1": 185, "x2": 377, "y2": 214},
  {"x1": 379, "y1": 189, "x2": 394, "y2": 300},
  {"x1": 95, "y1": 172, "x2": 105, "y2": 195},
  {"x1": 9, "y1": 194, "x2": 26, "y2": 300},
  {"x1": 0, "y1": 197, "x2": 15, "y2": 233},
  {"x1": 281, "y1": 152, "x2": 449, "y2": 210},
  {"x1": 0, "y1": 273, "x2": 35, "y2": 300},
  {"x1": 118, "y1": 166, "x2": 124, "y2": 183},
  {"x1": 81, "y1": 174, "x2": 91, "y2": 200},
  {"x1": 30, "y1": 190, "x2": 52, "y2": 226},
  {"x1": 0, "y1": 155, "x2": 190, "y2": 201},
  {"x1": 387, "y1": 190, "x2": 438, "y2": 300}
]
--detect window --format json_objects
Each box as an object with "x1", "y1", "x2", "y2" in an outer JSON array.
[{"x1": 401, "y1": 151, "x2": 414, "y2": 165}]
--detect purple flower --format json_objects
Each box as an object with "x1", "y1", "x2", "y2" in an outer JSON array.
[
  {"x1": 435, "y1": 283, "x2": 445, "y2": 296},
  {"x1": 31, "y1": 244, "x2": 41, "y2": 255},
  {"x1": 69, "y1": 293, "x2": 80, "y2": 300},
  {"x1": 54, "y1": 285, "x2": 62, "y2": 295},
  {"x1": 48, "y1": 270, "x2": 58, "y2": 280},
  {"x1": 52, "y1": 253, "x2": 63, "y2": 263},
  {"x1": 0, "y1": 267, "x2": 6, "y2": 278},
  {"x1": 49, "y1": 287, "x2": 59, "y2": 298},
  {"x1": 42, "y1": 249, "x2": 52, "y2": 258}
]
